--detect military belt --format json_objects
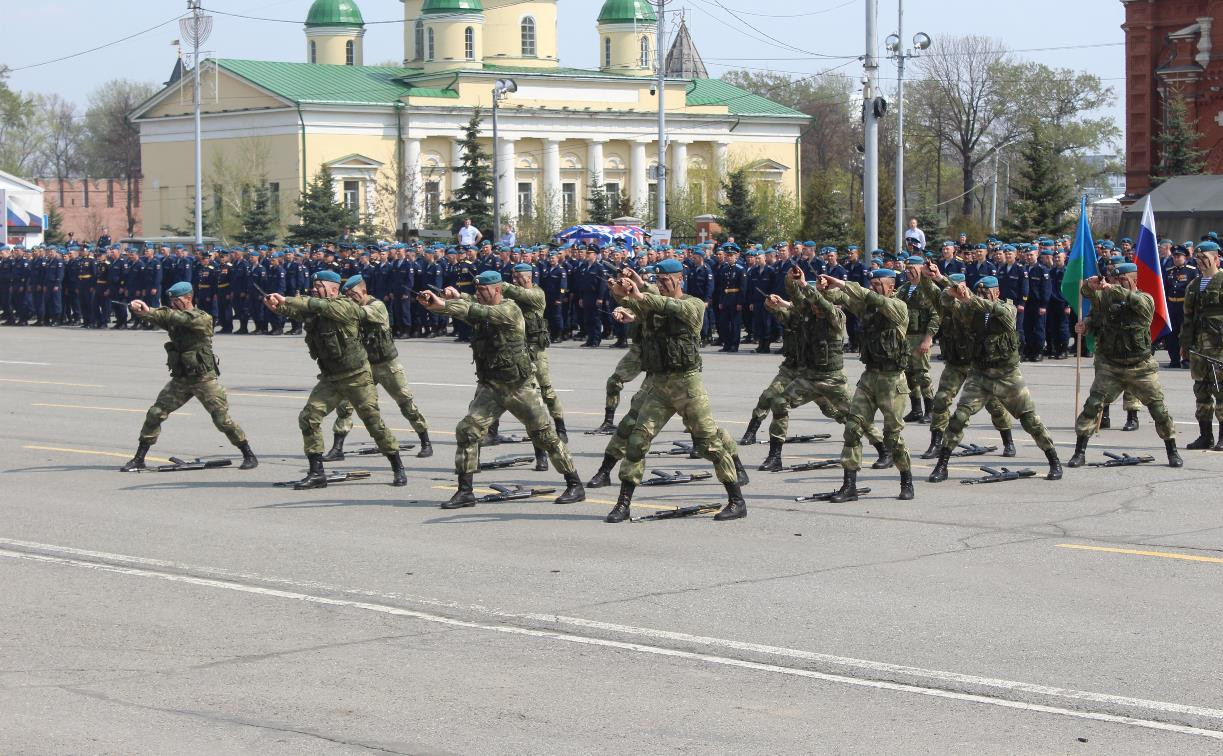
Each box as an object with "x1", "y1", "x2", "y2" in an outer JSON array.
[
  {"x1": 1168, "y1": 296, "x2": 1184, "y2": 302},
  {"x1": 723, "y1": 288, "x2": 740, "y2": 293}
]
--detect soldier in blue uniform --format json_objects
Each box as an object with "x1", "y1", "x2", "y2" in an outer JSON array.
[
  {"x1": 215, "y1": 249, "x2": 235, "y2": 333},
  {"x1": 29, "y1": 247, "x2": 47, "y2": 324},
  {"x1": 265, "y1": 251, "x2": 288, "y2": 334},
  {"x1": 1164, "y1": 246, "x2": 1195, "y2": 368},
  {"x1": 103, "y1": 246, "x2": 126, "y2": 329},
  {"x1": 937, "y1": 240, "x2": 965, "y2": 277},
  {"x1": 715, "y1": 243, "x2": 745, "y2": 352},
  {"x1": 745, "y1": 249, "x2": 776, "y2": 353},
  {"x1": 284, "y1": 249, "x2": 306, "y2": 335},
  {"x1": 1047, "y1": 250, "x2": 1070, "y2": 359},
  {"x1": 1, "y1": 245, "x2": 15, "y2": 324},
  {"x1": 995, "y1": 244, "x2": 1028, "y2": 356},
  {"x1": 575, "y1": 248, "x2": 607, "y2": 347},
  {"x1": 61, "y1": 248, "x2": 78, "y2": 323},
  {"x1": 541, "y1": 250, "x2": 569, "y2": 341},
  {"x1": 964, "y1": 244, "x2": 996, "y2": 289},
  {"x1": 195, "y1": 251, "x2": 218, "y2": 321},
  {"x1": 1024, "y1": 245, "x2": 1054, "y2": 361},
  {"x1": 685, "y1": 246, "x2": 714, "y2": 345},
  {"x1": 140, "y1": 247, "x2": 163, "y2": 324}
]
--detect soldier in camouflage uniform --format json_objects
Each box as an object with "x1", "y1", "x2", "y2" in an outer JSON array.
[
  {"x1": 920, "y1": 266, "x2": 1015, "y2": 459},
  {"x1": 756, "y1": 266, "x2": 891, "y2": 472},
  {"x1": 897, "y1": 255, "x2": 942, "y2": 424},
  {"x1": 320, "y1": 275, "x2": 433, "y2": 462},
  {"x1": 600, "y1": 258, "x2": 747, "y2": 523},
  {"x1": 1066, "y1": 264, "x2": 1182, "y2": 468},
  {"x1": 820, "y1": 270, "x2": 914, "y2": 501},
  {"x1": 595, "y1": 321, "x2": 643, "y2": 433},
  {"x1": 1180, "y1": 240, "x2": 1223, "y2": 451},
  {"x1": 265, "y1": 270, "x2": 406, "y2": 490},
  {"x1": 419, "y1": 270, "x2": 584, "y2": 508},
  {"x1": 928, "y1": 276, "x2": 1063, "y2": 483},
  {"x1": 120, "y1": 281, "x2": 258, "y2": 472}
]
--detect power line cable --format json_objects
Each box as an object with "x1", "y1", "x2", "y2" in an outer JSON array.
[{"x1": 10, "y1": 13, "x2": 188, "y2": 72}]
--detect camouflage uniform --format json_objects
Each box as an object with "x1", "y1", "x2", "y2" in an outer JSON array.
[
  {"x1": 136, "y1": 307, "x2": 247, "y2": 447},
  {"x1": 501, "y1": 282, "x2": 564, "y2": 422},
  {"x1": 331, "y1": 298, "x2": 429, "y2": 437},
  {"x1": 443, "y1": 295, "x2": 575, "y2": 475},
  {"x1": 1183, "y1": 273, "x2": 1223, "y2": 425},
  {"x1": 929, "y1": 279, "x2": 1012, "y2": 435},
  {"x1": 276, "y1": 295, "x2": 397, "y2": 455},
  {"x1": 606, "y1": 327, "x2": 643, "y2": 413},
  {"x1": 896, "y1": 275, "x2": 941, "y2": 402}
]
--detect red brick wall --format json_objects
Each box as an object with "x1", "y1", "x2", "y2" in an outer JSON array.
[{"x1": 33, "y1": 178, "x2": 142, "y2": 242}]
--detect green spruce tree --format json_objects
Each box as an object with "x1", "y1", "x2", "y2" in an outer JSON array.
[
  {"x1": 286, "y1": 168, "x2": 354, "y2": 245},
  {"x1": 1153, "y1": 92, "x2": 1209, "y2": 184},
  {"x1": 586, "y1": 173, "x2": 612, "y2": 224},
  {"x1": 798, "y1": 170, "x2": 849, "y2": 246},
  {"x1": 1003, "y1": 127, "x2": 1074, "y2": 238},
  {"x1": 444, "y1": 108, "x2": 494, "y2": 236},
  {"x1": 235, "y1": 183, "x2": 277, "y2": 246},
  {"x1": 43, "y1": 203, "x2": 67, "y2": 245},
  {"x1": 718, "y1": 169, "x2": 760, "y2": 243}
]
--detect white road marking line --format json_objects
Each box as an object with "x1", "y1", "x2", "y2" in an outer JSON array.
[
  {"x1": 0, "y1": 537, "x2": 1220, "y2": 737},
  {"x1": 0, "y1": 360, "x2": 51, "y2": 366},
  {"x1": 413, "y1": 381, "x2": 573, "y2": 392}
]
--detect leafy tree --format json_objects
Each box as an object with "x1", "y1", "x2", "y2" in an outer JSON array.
[
  {"x1": 613, "y1": 189, "x2": 634, "y2": 219},
  {"x1": 286, "y1": 168, "x2": 354, "y2": 244},
  {"x1": 718, "y1": 169, "x2": 759, "y2": 243},
  {"x1": 44, "y1": 203, "x2": 67, "y2": 245},
  {"x1": 586, "y1": 174, "x2": 613, "y2": 224},
  {"x1": 81, "y1": 79, "x2": 156, "y2": 235},
  {"x1": 236, "y1": 183, "x2": 277, "y2": 246},
  {"x1": 0, "y1": 66, "x2": 42, "y2": 175},
  {"x1": 1004, "y1": 126, "x2": 1075, "y2": 238},
  {"x1": 444, "y1": 108, "x2": 493, "y2": 235},
  {"x1": 798, "y1": 169, "x2": 850, "y2": 246},
  {"x1": 1153, "y1": 91, "x2": 1209, "y2": 184}
]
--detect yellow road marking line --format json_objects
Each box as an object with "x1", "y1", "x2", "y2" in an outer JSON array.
[
  {"x1": 228, "y1": 392, "x2": 308, "y2": 400},
  {"x1": 431, "y1": 485, "x2": 676, "y2": 512},
  {"x1": 0, "y1": 378, "x2": 103, "y2": 388},
  {"x1": 22, "y1": 444, "x2": 172, "y2": 464},
  {"x1": 1057, "y1": 543, "x2": 1223, "y2": 565},
  {"x1": 32, "y1": 402, "x2": 192, "y2": 416}
]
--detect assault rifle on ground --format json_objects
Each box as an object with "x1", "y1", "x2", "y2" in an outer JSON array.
[
  {"x1": 475, "y1": 484, "x2": 557, "y2": 503},
  {"x1": 478, "y1": 454, "x2": 535, "y2": 470},
  {"x1": 961, "y1": 466, "x2": 1036, "y2": 484},
  {"x1": 780, "y1": 458, "x2": 840, "y2": 472},
  {"x1": 1088, "y1": 451, "x2": 1155, "y2": 467},
  {"x1": 274, "y1": 470, "x2": 371, "y2": 487},
  {"x1": 951, "y1": 443, "x2": 998, "y2": 458},
  {"x1": 795, "y1": 487, "x2": 872, "y2": 502},
  {"x1": 351, "y1": 442, "x2": 416, "y2": 455},
  {"x1": 641, "y1": 469, "x2": 713, "y2": 486},
  {"x1": 151, "y1": 456, "x2": 232, "y2": 472},
  {"x1": 647, "y1": 440, "x2": 701, "y2": 458},
  {"x1": 630, "y1": 504, "x2": 721, "y2": 522},
  {"x1": 785, "y1": 433, "x2": 832, "y2": 444}
]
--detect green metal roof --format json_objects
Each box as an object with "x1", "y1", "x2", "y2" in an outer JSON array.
[
  {"x1": 422, "y1": 0, "x2": 484, "y2": 14},
  {"x1": 216, "y1": 59, "x2": 422, "y2": 105},
  {"x1": 305, "y1": 0, "x2": 365, "y2": 27},
  {"x1": 686, "y1": 78, "x2": 807, "y2": 118},
  {"x1": 598, "y1": 0, "x2": 657, "y2": 24}
]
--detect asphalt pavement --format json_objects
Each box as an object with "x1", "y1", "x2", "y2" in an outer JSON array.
[{"x1": 2, "y1": 325, "x2": 1223, "y2": 754}]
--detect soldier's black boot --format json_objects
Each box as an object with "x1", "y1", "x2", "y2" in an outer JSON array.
[
  {"x1": 416, "y1": 431, "x2": 433, "y2": 458},
  {"x1": 758, "y1": 438, "x2": 784, "y2": 472},
  {"x1": 714, "y1": 482, "x2": 747, "y2": 521},
  {"x1": 587, "y1": 454, "x2": 617, "y2": 488},
  {"x1": 1100, "y1": 406, "x2": 1111, "y2": 429},
  {"x1": 921, "y1": 397, "x2": 933, "y2": 424},
  {"x1": 1122, "y1": 410, "x2": 1140, "y2": 432},
  {"x1": 898, "y1": 470, "x2": 915, "y2": 500},
  {"x1": 238, "y1": 442, "x2": 258, "y2": 470},
  {"x1": 1215, "y1": 422, "x2": 1223, "y2": 452},
  {"x1": 1165, "y1": 439, "x2": 1184, "y2": 468},
  {"x1": 734, "y1": 455, "x2": 750, "y2": 486},
  {"x1": 120, "y1": 442, "x2": 151, "y2": 472},
  {"x1": 739, "y1": 416, "x2": 762, "y2": 446},
  {"x1": 1066, "y1": 435, "x2": 1089, "y2": 468},
  {"x1": 555, "y1": 472, "x2": 585, "y2": 504},
  {"x1": 294, "y1": 453, "x2": 327, "y2": 490},
  {"x1": 442, "y1": 473, "x2": 476, "y2": 508},
  {"x1": 1186, "y1": 420, "x2": 1215, "y2": 450},
  {"x1": 928, "y1": 447, "x2": 952, "y2": 483},
  {"x1": 903, "y1": 395, "x2": 923, "y2": 422},
  {"x1": 605, "y1": 482, "x2": 634, "y2": 523},
  {"x1": 595, "y1": 408, "x2": 616, "y2": 434},
  {"x1": 921, "y1": 430, "x2": 943, "y2": 459},
  {"x1": 387, "y1": 452, "x2": 407, "y2": 487},
  {"x1": 828, "y1": 469, "x2": 858, "y2": 503},
  {"x1": 1045, "y1": 447, "x2": 1063, "y2": 480},
  {"x1": 533, "y1": 444, "x2": 549, "y2": 472},
  {"x1": 482, "y1": 419, "x2": 502, "y2": 447},
  {"x1": 871, "y1": 441, "x2": 893, "y2": 469},
  {"x1": 321, "y1": 432, "x2": 347, "y2": 462},
  {"x1": 554, "y1": 417, "x2": 569, "y2": 443},
  {"x1": 999, "y1": 430, "x2": 1017, "y2": 458}
]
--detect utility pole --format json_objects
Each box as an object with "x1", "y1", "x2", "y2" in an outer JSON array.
[
  {"x1": 181, "y1": 0, "x2": 212, "y2": 248},
  {"x1": 990, "y1": 149, "x2": 999, "y2": 234},
  {"x1": 886, "y1": 8, "x2": 930, "y2": 254},
  {"x1": 863, "y1": 0, "x2": 879, "y2": 253},
  {"x1": 656, "y1": 0, "x2": 667, "y2": 234}
]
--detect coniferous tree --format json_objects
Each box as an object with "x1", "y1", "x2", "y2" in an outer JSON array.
[
  {"x1": 718, "y1": 169, "x2": 760, "y2": 243},
  {"x1": 235, "y1": 183, "x2": 277, "y2": 246},
  {"x1": 444, "y1": 108, "x2": 493, "y2": 235},
  {"x1": 43, "y1": 203, "x2": 67, "y2": 245},
  {"x1": 286, "y1": 168, "x2": 354, "y2": 244},
  {"x1": 1153, "y1": 92, "x2": 1209, "y2": 184},
  {"x1": 1003, "y1": 126, "x2": 1074, "y2": 238},
  {"x1": 798, "y1": 170, "x2": 849, "y2": 246},
  {"x1": 586, "y1": 174, "x2": 612, "y2": 224}
]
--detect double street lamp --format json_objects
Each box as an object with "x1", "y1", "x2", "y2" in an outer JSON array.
[
  {"x1": 885, "y1": 15, "x2": 931, "y2": 254},
  {"x1": 491, "y1": 78, "x2": 517, "y2": 243}
]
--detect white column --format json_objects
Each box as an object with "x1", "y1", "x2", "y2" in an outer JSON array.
[
  {"x1": 449, "y1": 138, "x2": 464, "y2": 196},
  {"x1": 587, "y1": 139, "x2": 606, "y2": 189},
  {"x1": 713, "y1": 141, "x2": 729, "y2": 201},
  {"x1": 672, "y1": 140, "x2": 689, "y2": 195},
  {"x1": 404, "y1": 137, "x2": 422, "y2": 229},
  {"x1": 542, "y1": 138, "x2": 562, "y2": 221},
  {"x1": 630, "y1": 140, "x2": 648, "y2": 209},
  {"x1": 498, "y1": 137, "x2": 517, "y2": 221}
]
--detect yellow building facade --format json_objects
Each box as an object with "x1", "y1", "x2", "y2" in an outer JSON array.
[{"x1": 133, "y1": 0, "x2": 807, "y2": 239}]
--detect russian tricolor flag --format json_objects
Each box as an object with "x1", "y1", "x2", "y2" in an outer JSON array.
[{"x1": 1135, "y1": 196, "x2": 1171, "y2": 341}]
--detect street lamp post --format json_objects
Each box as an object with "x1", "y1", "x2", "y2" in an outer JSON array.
[
  {"x1": 491, "y1": 78, "x2": 516, "y2": 244},
  {"x1": 886, "y1": 7, "x2": 930, "y2": 255}
]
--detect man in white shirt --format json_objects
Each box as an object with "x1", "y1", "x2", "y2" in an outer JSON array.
[
  {"x1": 457, "y1": 218, "x2": 483, "y2": 247},
  {"x1": 903, "y1": 218, "x2": 926, "y2": 250}
]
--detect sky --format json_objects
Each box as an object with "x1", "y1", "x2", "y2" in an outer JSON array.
[{"x1": 4, "y1": 0, "x2": 1127, "y2": 146}]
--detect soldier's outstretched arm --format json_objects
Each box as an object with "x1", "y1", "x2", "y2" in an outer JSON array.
[
  {"x1": 965, "y1": 296, "x2": 1017, "y2": 330},
  {"x1": 624, "y1": 292, "x2": 704, "y2": 330},
  {"x1": 141, "y1": 307, "x2": 208, "y2": 333},
  {"x1": 443, "y1": 298, "x2": 521, "y2": 327},
  {"x1": 500, "y1": 282, "x2": 546, "y2": 310}
]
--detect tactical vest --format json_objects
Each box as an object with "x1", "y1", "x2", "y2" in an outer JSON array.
[
  {"x1": 470, "y1": 318, "x2": 533, "y2": 385},
  {"x1": 305, "y1": 311, "x2": 367, "y2": 376},
  {"x1": 360, "y1": 319, "x2": 398, "y2": 366},
  {"x1": 971, "y1": 306, "x2": 1020, "y2": 372},
  {"x1": 164, "y1": 310, "x2": 219, "y2": 379},
  {"x1": 900, "y1": 283, "x2": 932, "y2": 335},
  {"x1": 1188, "y1": 277, "x2": 1223, "y2": 350},
  {"x1": 1087, "y1": 290, "x2": 1150, "y2": 366},
  {"x1": 779, "y1": 311, "x2": 803, "y2": 370},
  {"x1": 523, "y1": 307, "x2": 550, "y2": 353},
  {"x1": 860, "y1": 308, "x2": 908, "y2": 372},
  {"x1": 639, "y1": 308, "x2": 703, "y2": 374},
  {"x1": 796, "y1": 308, "x2": 844, "y2": 373},
  {"x1": 939, "y1": 316, "x2": 975, "y2": 366}
]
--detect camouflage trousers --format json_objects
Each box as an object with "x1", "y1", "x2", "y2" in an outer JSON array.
[
  {"x1": 332, "y1": 359, "x2": 429, "y2": 437},
  {"x1": 905, "y1": 334, "x2": 934, "y2": 400},
  {"x1": 604, "y1": 376, "x2": 738, "y2": 465},
  {"x1": 618, "y1": 371, "x2": 739, "y2": 486},
  {"x1": 1076, "y1": 357, "x2": 1175, "y2": 439},
  {"x1": 300, "y1": 369, "x2": 397, "y2": 455},
  {"x1": 605, "y1": 344, "x2": 643, "y2": 412},
  {"x1": 750, "y1": 364, "x2": 800, "y2": 424},
  {"x1": 841, "y1": 369, "x2": 911, "y2": 473},
  {"x1": 139, "y1": 377, "x2": 247, "y2": 447},
  {"x1": 533, "y1": 350, "x2": 564, "y2": 421},
  {"x1": 456, "y1": 378, "x2": 575, "y2": 475},
  {"x1": 930, "y1": 362, "x2": 1012, "y2": 434},
  {"x1": 944, "y1": 367, "x2": 1054, "y2": 452},
  {"x1": 767, "y1": 370, "x2": 884, "y2": 446},
  {"x1": 1190, "y1": 348, "x2": 1223, "y2": 422}
]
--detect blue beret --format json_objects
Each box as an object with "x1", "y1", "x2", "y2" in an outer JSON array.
[
  {"x1": 977, "y1": 276, "x2": 1000, "y2": 289},
  {"x1": 847, "y1": 245, "x2": 860, "y2": 251},
  {"x1": 1115, "y1": 262, "x2": 1138, "y2": 274},
  {"x1": 314, "y1": 270, "x2": 342, "y2": 284},
  {"x1": 1101, "y1": 241, "x2": 1116, "y2": 249},
  {"x1": 476, "y1": 270, "x2": 502, "y2": 285},
  {"x1": 690, "y1": 247, "x2": 706, "y2": 257},
  {"x1": 941, "y1": 240, "x2": 955, "y2": 247},
  {"x1": 905, "y1": 255, "x2": 925, "y2": 265},
  {"x1": 802, "y1": 241, "x2": 816, "y2": 248},
  {"x1": 1110, "y1": 255, "x2": 1125, "y2": 264},
  {"x1": 948, "y1": 273, "x2": 966, "y2": 283},
  {"x1": 1160, "y1": 238, "x2": 1173, "y2": 245},
  {"x1": 975, "y1": 243, "x2": 988, "y2": 250},
  {"x1": 1038, "y1": 247, "x2": 1053, "y2": 256},
  {"x1": 512, "y1": 263, "x2": 533, "y2": 273},
  {"x1": 1001, "y1": 244, "x2": 1016, "y2": 252},
  {"x1": 1120, "y1": 237, "x2": 1133, "y2": 243},
  {"x1": 655, "y1": 258, "x2": 685, "y2": 274},
  {"x1": 341, "y1": 275, "x2": 364, "y2": 292},
  {"x1": 167, "y1": 282, "x2": 193, "y2": 297},
  {"x1": 721, "y1": 243, "x2": 741, "y2": 253},
  {"x1": 1198, "y1": 241, "x2": 1220, "y2": 252},
  {"x1": 870, "y1": 269, "x2": 898, "y2": 279}
]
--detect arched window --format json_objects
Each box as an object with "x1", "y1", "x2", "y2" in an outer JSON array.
[
  {"x1": 603, "y1": 37, "x2": 612, "y2": 68},
  {"x1": 345, "y1": 40, "x2": 355, "y2": 66},
  {"x1": 414, "y1": 19, "x2": 424, "y2": 61},
  {"x1": 521, "y1": 17, "x2": 536, "y2": 57},
  {"x1": 427, "y1": 28, "x2": 435, "y2": 60},
  {"x1": 464, "y1": 26, "x2": 474, "y2": 60},
  {"x1": 309, "y1": 40, "x2": 317, "y2": 64},
  {"x1": 640, "y1": 36, "x2": 650, "y2": 68}
]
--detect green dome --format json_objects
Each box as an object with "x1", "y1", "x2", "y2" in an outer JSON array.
[
  {"x1": 305, "y1": 0, "x2": 364, "y2": 27},
  {"x1": 598, "y1": 0, "x2": 657, "y2": 24},
  {"x1": 421, "y1": 0, "x2": 484, "y2": 14}
]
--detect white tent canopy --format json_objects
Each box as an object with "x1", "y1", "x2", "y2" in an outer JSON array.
[{"x1": 1, "y1": 170, "x2": 45, "y2": 247}]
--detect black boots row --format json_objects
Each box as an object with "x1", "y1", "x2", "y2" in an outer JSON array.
[
  {"x1": 441, "y1": 470, "x2": 586, "y2": 509},
  {"x1": 1186, "y1": 420, "x2": 1223, "y2": 451},
  {"x1": 928, "y1": 445, "x2": 1063, "y2": 482},
  {"x1": 604, "y1": 479, "x2": 747, "y2": 523},
  {"x1": 294, "y1": 450, "x2": 406, "y2": 490},
  {"x1": 921, "y1": 429, "x2": 1016, "y2": 459},
  {"x1": 322, "y1": 430, "x2": 434, "y2": 462},
  {"x1": 903, "y1": 396, "x2": 933, "y2": 424},
  {"x1": 1067, "y1": 434, "x2": 1185, "y2": 468},
  {"x1": 120, "y1": 441, "x2": 258, "y2": 472}
]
